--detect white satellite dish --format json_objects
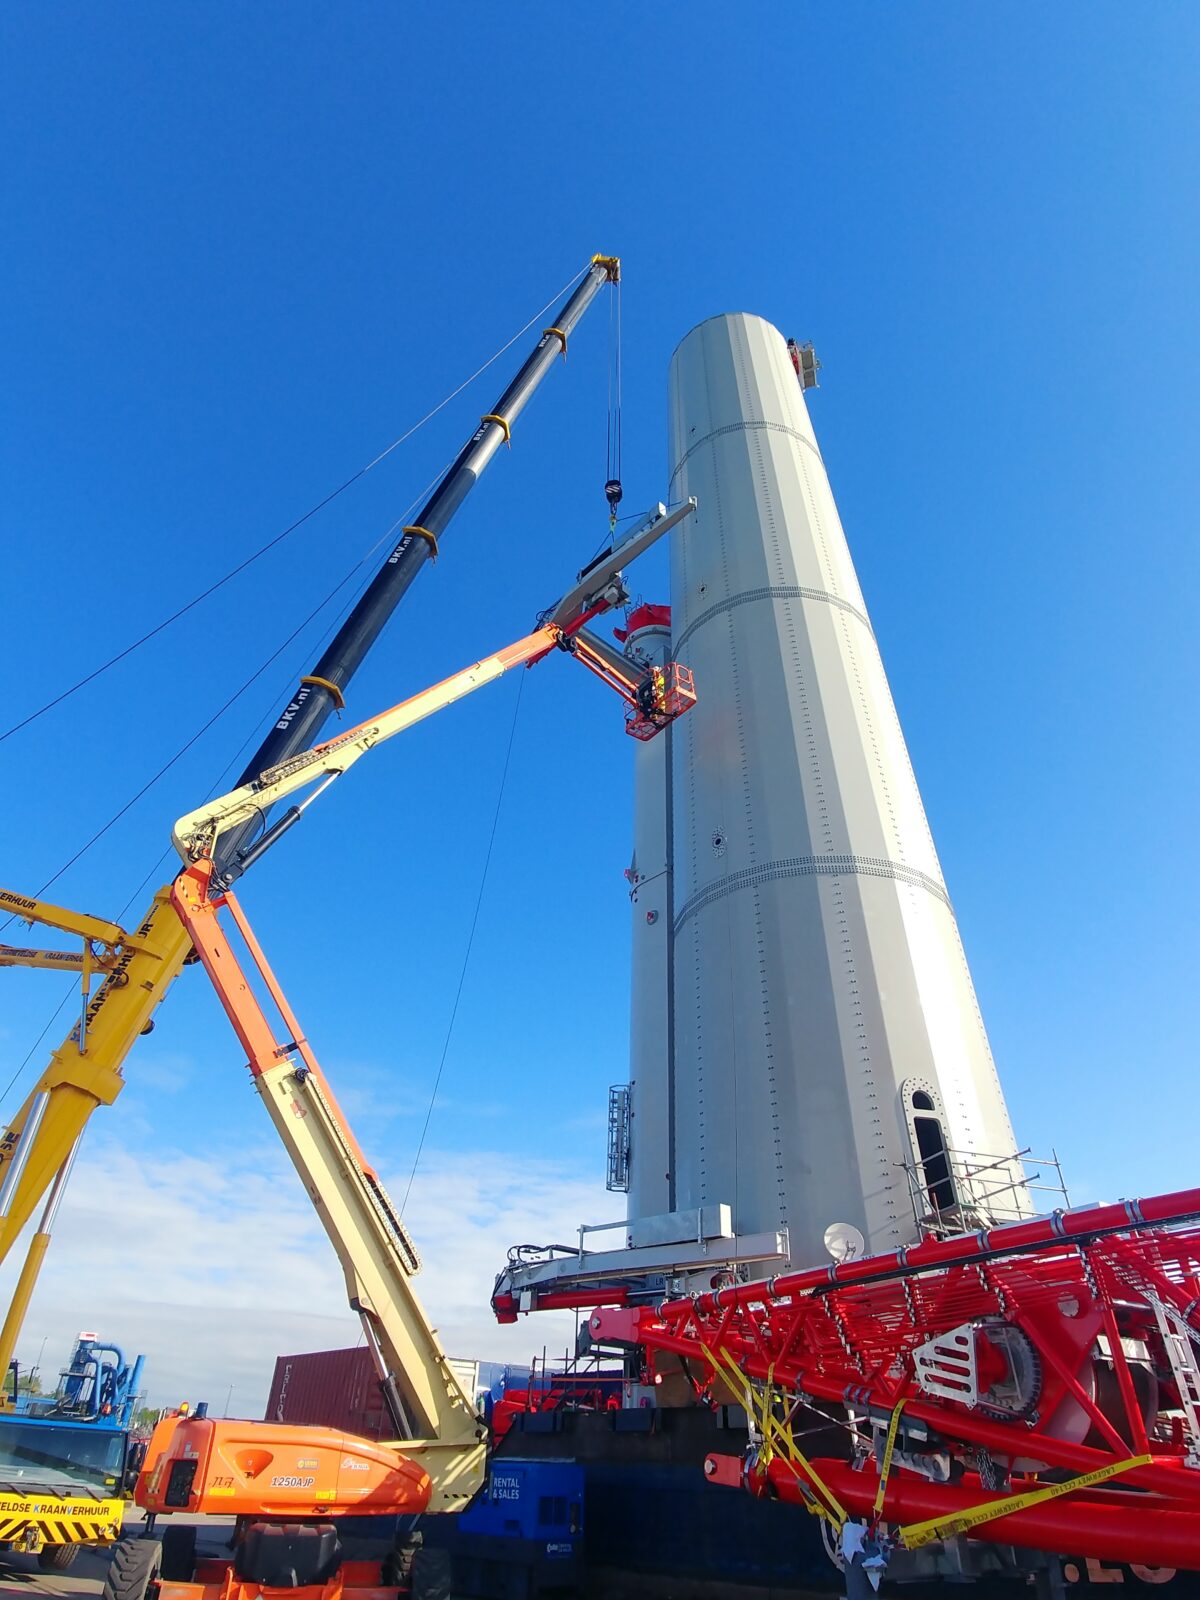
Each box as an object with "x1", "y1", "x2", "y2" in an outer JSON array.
[{"x1": 824, "y1": 1221, "x2": 866, "y2": 1264}]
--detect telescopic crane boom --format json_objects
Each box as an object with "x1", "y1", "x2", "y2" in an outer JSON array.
[
  {"x1": 215, "y1": 255, "x2": 621, "y2": 885},
  {"x1": 0, "y1": 257, "x2": 619, "y2": 1384}
]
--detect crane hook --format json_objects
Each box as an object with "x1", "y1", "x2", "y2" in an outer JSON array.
[{"x1": 605, "y1": 478, "x2": 623, "y2": 532}]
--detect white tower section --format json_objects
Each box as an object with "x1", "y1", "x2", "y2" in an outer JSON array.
[
  {"x1": 666, "y1": 314, "x2": 1026, "y2": 1265},
  {"x1": 621, "y1": 606, "x2": 674, "y2": 1222}
]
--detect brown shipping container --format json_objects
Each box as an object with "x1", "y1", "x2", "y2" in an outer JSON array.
[{"x1": 266, "y1": 1347, "x2": 389, "y2": 1441}]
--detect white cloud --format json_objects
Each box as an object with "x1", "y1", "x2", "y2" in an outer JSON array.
[
  {"x1": 397, "y1": 1150, "x2": 612, "y2": 1371},
  {"x1": 3, "y1": 1133, "x2": 609, "y2": 1419}
]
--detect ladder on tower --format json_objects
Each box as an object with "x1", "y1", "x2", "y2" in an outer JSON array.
[{"x1": 1148, "y1": 1293, "x2": 1200, "y2": 1469}]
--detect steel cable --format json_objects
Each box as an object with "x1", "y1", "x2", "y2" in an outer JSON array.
[
  {"x1": 0, "y1": 461, "x2": 455, "y2": 1108},
  {"x1": 0, "y1": 266, "x2": 587, "y2": 746},
  {"x1": 399, "y1": 668, "x2": 526, "y2": 1215}
]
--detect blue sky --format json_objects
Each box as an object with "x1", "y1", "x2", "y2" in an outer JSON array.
[{"x1": 1, "y1": 4, "x2": 1197, "y2": 1408}]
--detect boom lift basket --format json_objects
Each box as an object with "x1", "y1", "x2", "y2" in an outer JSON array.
[{"x1": 625, "y1": 662, "x2": 696, "y2": 741}]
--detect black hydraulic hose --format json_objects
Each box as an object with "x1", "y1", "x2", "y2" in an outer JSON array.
[{"x1": 213, "y1": 258, "x2": 618, "y2": 883}]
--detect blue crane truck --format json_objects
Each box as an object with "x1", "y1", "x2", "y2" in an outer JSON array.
[{"x1": 0, "y1": 1332, "x2": 145, "y2": 1570}]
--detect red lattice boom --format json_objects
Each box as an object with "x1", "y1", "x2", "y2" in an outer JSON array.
[{"x1": 591, "y1": 1187, "x2": 1200, "y2": 1567}]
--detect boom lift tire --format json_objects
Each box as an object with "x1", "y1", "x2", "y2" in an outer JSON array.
[
  {"x1": 37, "y1": 1544, "x2": 79, "y2": 1572},
  {"x1": 159, "y1": 1524, "x2": 197, "y2": 1582},
  {"x1": 101, "y1": 1536, "x2": 162, "y2": 1600},
  {"x1": 410, "y1": 1545, "x2": 452, "y2": 1600},
  {"x1": 381, "y1": 1542, "x2": 416, "y2": 1587}
]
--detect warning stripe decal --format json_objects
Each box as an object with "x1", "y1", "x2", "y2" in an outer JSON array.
[
  {"x1": 0, "y1": 1514, "x2": 119, "y2": 1543},
  {"x1": 0, "y1": 1487, "x2": 121, "y2": 1549}
]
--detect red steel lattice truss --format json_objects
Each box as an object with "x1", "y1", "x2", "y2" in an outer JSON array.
[{"x1": 590, "y1": 1189, "x2": 1200, "y2": 1568}]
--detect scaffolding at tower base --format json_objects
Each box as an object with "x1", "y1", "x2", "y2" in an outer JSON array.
[
  {"x1": 901, "y1": 1144, "x2": 1072, "y2": 1237},
  {"x1": 588, "y1": 1185, "x2": 1200, "y2": 1570}
]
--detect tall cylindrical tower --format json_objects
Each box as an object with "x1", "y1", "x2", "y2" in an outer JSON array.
[{"x1": 665, "y1": 313, "x2": 1026, "y2": 1265}]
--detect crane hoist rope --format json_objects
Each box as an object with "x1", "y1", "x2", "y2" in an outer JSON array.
[{"x1": 604, "y1": 270, "x2": 623, "y2": 530}]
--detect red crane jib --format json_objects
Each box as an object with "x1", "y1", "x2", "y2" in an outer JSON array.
[{"x1": 589, "y1": 1187, "x2": 1200, "y2": 1569}]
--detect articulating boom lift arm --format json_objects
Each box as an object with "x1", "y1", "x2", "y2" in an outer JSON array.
[
  {"x1": 163, "y1": 859, "x2": 486, "y2": 1516},
  {"x1": 172, "y1": 499, "x2": 696, "y2": 870},
  {"x1": 140, "y1": 507, "x2": 696, "y2": 1522}
]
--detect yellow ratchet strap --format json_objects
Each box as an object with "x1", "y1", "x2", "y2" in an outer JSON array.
[
  {"x1": 403, "y1": 525, "x2": 439, "y2": 560},
  {"x1": 899, "y1": 1452, "x2": 1152, "y2": 1550},
  {"x1": 747, "y1": 1360, "x2": 778, "y2": 1470},
  {"x1": 300, "y1": 675, "x2": 345, "y2": 711},
  {"x1": 873, "y1": 1399, "x2": 906, "y2": 1519},
  {"x1": 701, "y1": 1346, "x2": 848, "y2": 1530},
  {"x1": 543, "y1": 326, "x2": 568, "y2": 357},
  {"x1": 481, "y1": 413, "x2": 512, "y2": 446},
  {"x1": 762, "y1": 1404, "x2": 848, "y2": 1528}
]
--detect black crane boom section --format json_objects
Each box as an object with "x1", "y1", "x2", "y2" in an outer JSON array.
[{"x1": 214, "y1": 256, "x2": 618, "y2": 882}]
